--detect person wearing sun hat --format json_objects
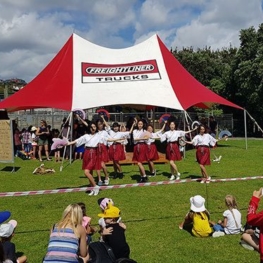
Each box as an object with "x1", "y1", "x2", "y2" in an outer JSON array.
[
  {"x1": 0, "y1": 219, "x2": 27, "y2": 263},
  {"x1": 98, "y1": 203, "x2": 130, "y2": 259},
  {"x1": 179, "y1": 195, "x2": 215, "y2": 237}
]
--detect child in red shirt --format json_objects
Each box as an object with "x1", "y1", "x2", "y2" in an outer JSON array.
[{"x1": 247, "y1": 188, "x2": 263, "y2": 263}]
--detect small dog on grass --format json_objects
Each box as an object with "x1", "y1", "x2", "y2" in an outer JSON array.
[{"x1": 32, "y1": 164, "x2": 55, "y2": 175}]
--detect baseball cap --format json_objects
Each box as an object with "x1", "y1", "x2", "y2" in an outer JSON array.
[
  {"x1": 0, "y1": 219, "x2": 17, "y2": 238},
  {"x1": 98, "y1": 203, "x2": 120, "y2": 219},
  {"x1": 0, "y1": 211, "x2": 11, "y2": 224}
]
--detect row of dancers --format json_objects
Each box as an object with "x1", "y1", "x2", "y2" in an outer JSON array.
[{"x1": 67, "y1": 116, "x2": 219, "y2": 196}]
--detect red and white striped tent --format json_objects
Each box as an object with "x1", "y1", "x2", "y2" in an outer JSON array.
[{"x1": 0, "y1": 33, "x2": 242, "y2": 112}]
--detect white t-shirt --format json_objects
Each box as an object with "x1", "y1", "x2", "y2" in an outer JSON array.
[{"x1": 223, "y1": 208, "x2": 242, "y2": 234}]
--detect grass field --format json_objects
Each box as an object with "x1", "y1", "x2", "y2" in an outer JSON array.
[{"x1": 0, "y1": 139, "x2": 263, "y2": 262}]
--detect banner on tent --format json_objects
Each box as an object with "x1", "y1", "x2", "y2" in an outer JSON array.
[
  {"x1": 0, "y1": 120, "x2": 14, "y2": 163},
  {"x1": 81, "y1": 60, "x2": 161, "y2": 83}
]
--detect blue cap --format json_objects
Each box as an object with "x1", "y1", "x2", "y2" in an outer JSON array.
[{"x1": 0, "y1": 211, "x2": 11, "y2": 224}]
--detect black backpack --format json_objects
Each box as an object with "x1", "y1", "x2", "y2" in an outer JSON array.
[{"x1": 88, "y1": 241, "x2": 116, "y2": 263}]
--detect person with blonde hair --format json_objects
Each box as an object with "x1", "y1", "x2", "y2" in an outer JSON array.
[
  {"x1": 212, "y1": 194, "x2": 242, "y2": 237},
  {"x1": 43, "y1": 204, "x2": 89, "y2": 263}
]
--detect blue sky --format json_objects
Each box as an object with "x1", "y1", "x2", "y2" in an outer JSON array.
[{"x1": 0, "y1": 0, "x2": 262, "y2": 82}]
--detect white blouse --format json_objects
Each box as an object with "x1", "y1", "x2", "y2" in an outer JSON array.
[
  {"x1": 106, "y1": 128, "x2": 130, "y2": 146},
  {"x1": 97, "y1": 130, "x2": 110, "y2": 145},
  {"x1": 133, "y1": 129, "x2": 148, "y2": 144},
  {"x1": 160, "y1": 130, "x2": 185, "y2": 143},
  {"x1": 75, "y1": 133, "x2": 101, "y2": 148},
  {"x1": 192, "y1": 133, "x2": 217, "y2": 147},
  {"x1": 146, "y1": 131, "x2": 163, "y2": 145}
]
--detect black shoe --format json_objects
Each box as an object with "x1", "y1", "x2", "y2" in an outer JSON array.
[
  {"x1": 139, "y1": 176, "x2": 148, "y2": 183},
  {"x1": 118, "y1": 172, "x2": 124, "y2": 179}
]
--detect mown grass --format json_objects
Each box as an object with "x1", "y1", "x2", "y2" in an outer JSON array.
[{"x1": 0, "y1": 138, "x2": 262, "y2": 262}]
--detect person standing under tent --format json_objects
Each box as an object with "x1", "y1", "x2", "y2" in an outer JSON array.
[
  {"x1": 67, "y1": 121, "x2": 101, "y2": 196},
  {"x1": 101, "y1": 116, "x2": 135, "y2": 179},
  {"x1": 145, "y1": 122, "x2": 167, "y2": 177},
  {"x1": 183, "y1": 125, "x2": 217, "y2": 183},
  {"x1": 160, "y1": 121, "x2": 195, "y2": 181},
  {"x1": 36, "y1": 120, "x2": 51, "y2": 161}
]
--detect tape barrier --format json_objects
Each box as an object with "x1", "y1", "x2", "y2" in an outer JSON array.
[{"x1": 0, "y1": 175, "x2": 263, "y2": 197}]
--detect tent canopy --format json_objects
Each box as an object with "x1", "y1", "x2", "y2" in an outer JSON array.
[{"x1": 0, "y1": 34, "x2": 242, "y2": 112}]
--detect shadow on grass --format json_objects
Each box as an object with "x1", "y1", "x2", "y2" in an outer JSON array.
[
  {"x1": 1, "y1": 166, "x2": 20, "y2": 172},
  {"x1": 130, "y1": 174, "x2": 142, "y2": 182}
]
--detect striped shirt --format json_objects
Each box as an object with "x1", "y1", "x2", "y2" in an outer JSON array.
[{"x1": 43, "y1": 227, "x2": 79, "y2": 263}]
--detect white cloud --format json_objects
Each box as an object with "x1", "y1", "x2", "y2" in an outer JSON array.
[
  {"x1": 0, "y1": 0, "x2": 262, "y2": 82},
  {"x1": 171, "y1": 0, "x2": 263, "y2": 49}
]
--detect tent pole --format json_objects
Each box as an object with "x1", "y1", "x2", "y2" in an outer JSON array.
[
  {"x1": 244, "y1": 109, "x2": 247, "y2": 150},
  {"x1": 152, "y1": 108, "x2": 155, "y2": 131},
  {"x1": 69, "y1": 111, "x2": 74, "y2": 163},
  {"x1": 60, "y1": 112, "x2": 73, "y2": 171}
]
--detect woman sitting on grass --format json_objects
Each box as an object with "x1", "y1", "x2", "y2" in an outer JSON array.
[
  {"x1": 179, "y1": 195, "x2": 215, "y2": 237},
  {"x1": 43, "y1": 204, "x2": 89, "y2": 263}
]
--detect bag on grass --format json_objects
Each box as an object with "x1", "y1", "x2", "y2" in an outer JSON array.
[{"x1": 88, "y1": 241, "x2": 116, "y2": 263}]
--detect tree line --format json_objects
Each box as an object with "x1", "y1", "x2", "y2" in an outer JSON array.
[{"x1": 171, "y1": 23, "x2": 263, "y2": 136}]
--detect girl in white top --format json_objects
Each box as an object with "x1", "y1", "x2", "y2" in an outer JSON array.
[
  {"x1": 145, "y1": 122, "x2": 167, "y2": 177},
  {"x1": 184, "y1": 125, "x2": 217, "y2": 183},
  {"x1": 212, "y1": 195, "x2": 242, "y2": 237},
  {"x1": 160, "y1": 121, "x2": 194, "y2": 181},
  {"x1": 102, "y1": 116, "x2": 135, "y2": 179},
  {"x1": 67, "y1": 121, "x2": 101, "y2": 196},
  {"x1": 132, "y1": 119, "x2": 149, "y2": 182},
  {"x1": 96, "y1": 119, "x2": 110, "y2": 186}
]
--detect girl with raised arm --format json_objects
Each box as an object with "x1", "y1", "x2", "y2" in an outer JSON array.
[
  {"x1": 183, "y1": 124, "x2": 217, "y2": 183},
  {"x1": 101, "y1": 116, "x2": 135, "y2": 179},
  {"x1": 160, "y1": 121, "x2": 195, "y2": 181},
  {"x1": 67, "y1": 122, "x2": 101, "y2": 196}
]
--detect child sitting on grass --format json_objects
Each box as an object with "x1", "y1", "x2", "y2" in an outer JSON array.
[
  {"x1": 240, "y1": 223, "x2": 259, "y2": 251},
  {"x1": 179, "y1": 195, "x2": 215, "y2": 237},
  {"x1": 212, "y1": 194, "x2": 242, "y2": 237},
  {"x1": 0, "y1": 219, "x2": 27, "y2": 263},
  {"x1": 246, "y1": 188, "x2": 263, "y2": 263},
  {"x1": 98, "y1": 203, "x2": 130, "y2": 259},
  {"x1": 78, "y1": 202, "x2": 97, "y2": 244}
]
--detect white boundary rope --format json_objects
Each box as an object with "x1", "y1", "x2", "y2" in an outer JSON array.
[{"x1": 0, "y1": 175, "x2": 263, "y2": 197}]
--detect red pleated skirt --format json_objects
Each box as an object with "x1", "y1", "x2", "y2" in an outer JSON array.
[
  {"x1": 132, "y1": 143, "x2": 147, "y2": 162},
  {"x1": 146, "y1": 143, "x2": 159, "y2": 161},
  {"x1": 108, "y1": 143, "x2": 126, "y2": 161},
  {"x1": 196, "y1": 146, "x2": 210, "y2": 165},
  {"x1": 98, "y1": 143, "x2": 109, "y2": 163},
  {"x1": 165, "y1": 142, "x2": 182, "y2": 161},
  {"x1": 82, "y1": 148, "x2": 101, "y2": 170}
]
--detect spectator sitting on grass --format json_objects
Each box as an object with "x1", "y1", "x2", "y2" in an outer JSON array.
[
  {"x1": 179, "y1": 195, "x2": 215, "y2": 237},
  {"x1": 43, "y1": 204, "x2": 88, "y2": 263},
  {"x1": 246, "y1": 188, "x2": 263, "y2": 263},
  {"x1": 240, "y1": 223, "x2": 259, "y2": 252},
  {"x1": 0, "y1": 219, "x2": 27, "y2": 263},
  {"x1": 98, "y1": 203, "x2": 130, "y2": 260},
  {"x1": 212, "y1": 194, "x2": 242, "y2": 238}
]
